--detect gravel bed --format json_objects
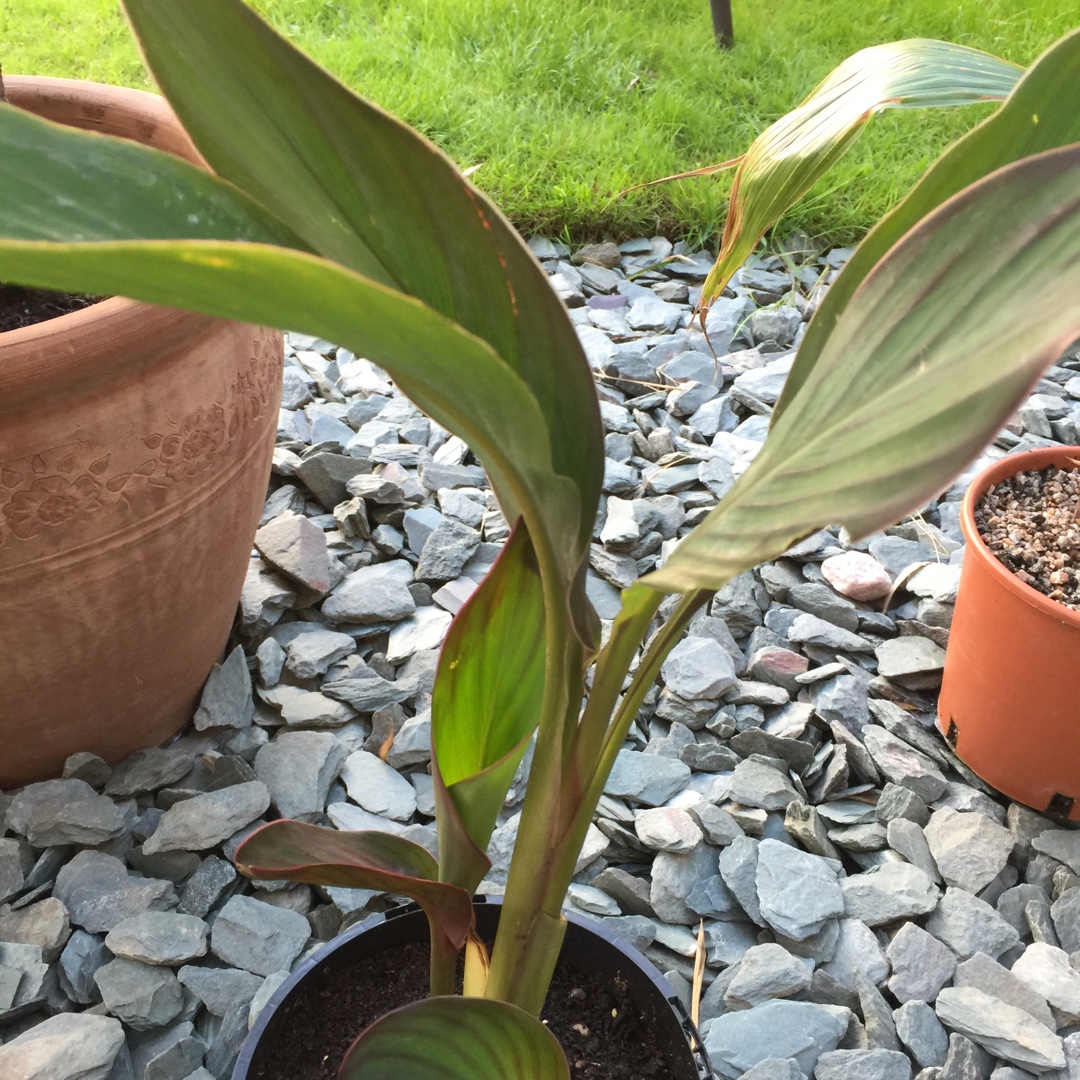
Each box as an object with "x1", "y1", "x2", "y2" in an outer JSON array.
[{"x1": 1, "y1": 234, "x2": 1079, "y2": 1080}]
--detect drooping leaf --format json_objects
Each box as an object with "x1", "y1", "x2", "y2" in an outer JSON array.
[
  {"x1": 0, "y1": 112, "x2": 583, "y2": 557},
  {"x1": 338, "y1": 996, "x2": 569, "y2": 1080},
  {"x1": 121, "y1": 0, "x2": 603, "y2": 566},
  {"x1": 233, "y1": 821, "x2": 474, "y2": 952},
  {"x1": 431, "y1": 520, "x2": 545, "y2": 891},
  {"x1": 774, "y1": 27, "x2": 1080, "y2": 418},
  {"x1": 645, "y1": 143, "x2": 1080, "y2": 594},
  {"x1": 696, "y1": 39, "x2": 1022, "y2": 313}
]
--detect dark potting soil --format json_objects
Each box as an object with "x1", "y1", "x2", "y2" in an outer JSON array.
[
  {"x1": 0, "y1": 282, "x2": 101, "y2": 332},
  {"x1": 975, "y1": 460, "x2": 1080, "y2": 609},
  {"x1": 246, "y1": 939, "x2": 686, "y2": 1080}
]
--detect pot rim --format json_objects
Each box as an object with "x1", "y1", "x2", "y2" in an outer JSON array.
[
  {"x1": 0, "y1": 293, "x2": 187, "y2": 347},
  {"x1": 238, "y1": 894, "x2": 712, "y2": 1080},
  {"x1": 1, "y1": 74, "x2": 203, "y2": 161},
  {"x1": 959, "y1": 445, "x2": 1080, "y2": 627},
  {"x1": 3, "y1": 72, "x2": 171, "y2": 107}
]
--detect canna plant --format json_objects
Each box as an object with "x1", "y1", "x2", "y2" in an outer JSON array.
[{"x1": 0, "y1": 4, "x2": 1079, "y2": 1076}]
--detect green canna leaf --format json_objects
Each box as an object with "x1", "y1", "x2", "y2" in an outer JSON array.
[
  {"x1": 0, "y1": 102, "x2": 301, "y2": 249},
  {"x1": 431, "y1": 520, "x2": 546, "y2": 893},
  {"x1": 646, "y1": 142, "x2": 1080, "y2": 594},
  {"x1": 338, "y1": 996, "x2": 569, "y2": 1080},
  {"x1": 696, "y1": 39, "x2": 1022, "y2": 315},
  {"x1": 431, "y1": 759, "x2": 493, "y2": 905},
  {"x1": 121, "y1": 0, "x2": 603, "y2": 573},
  {"x1": 774, "y1": 27, "x2": 1080, "y2": 419},
  {"x1": 0, "y1": 100, "x2": 575, "y2": 578}
]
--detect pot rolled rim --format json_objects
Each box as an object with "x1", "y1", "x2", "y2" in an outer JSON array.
[
  {"x1": 237, "y1": 895, "x2": 710, "y2": 1079},
  {"x1": 959, "y1": 444, "x2": 1080, "y2": 627},
  {"x1": 3, "y1": 73, "x2": 171, "y2": 107},
  {"x1": 0, "y1": 293, "x2": 187, "y2": 347}
]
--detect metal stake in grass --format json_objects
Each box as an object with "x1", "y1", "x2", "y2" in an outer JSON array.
[{"x1": 709, "y1": 0, "x2": 733, "y2": 49}]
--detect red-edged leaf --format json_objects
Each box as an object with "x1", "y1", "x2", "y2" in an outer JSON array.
[
  {"x1": 234, "y1": 820, "x2": 474, "y2": 950},
  {"x1": 646, "y1": 143, "x2": 1080, "y2": 593},
  {"x1": 431, "y1": 760, "x2": 491, "y2": 902}
]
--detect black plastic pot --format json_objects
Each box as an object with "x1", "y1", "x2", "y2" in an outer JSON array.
[{"x1": 233, "y1": 895, "x2": 712, "y2": 1079}]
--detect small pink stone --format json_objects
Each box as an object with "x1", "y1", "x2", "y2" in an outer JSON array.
[
  {"x1": 821, "y1": 551, "x2": 892, "y2": 601},
  {"x1": 748, "y1": 647, "x2": 809, "y2": 677}
]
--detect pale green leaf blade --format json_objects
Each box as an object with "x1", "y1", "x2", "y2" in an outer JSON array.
[
  {"x1": 646, "y1": 143, "x2": 1080, "y2": 594},
  {"x1": 699, "y1": 39, "x2": 1022, "y2": 310},
  {"x1": 234, "y1": 821, "x2": 475, "y2": 951},
  {"x1": 0, "y1": 101, "x2": 302, "y2": 249},
  {"x1": 339, "y1": 997, "x2": 569, "y2": 1080},
  {"x1": 430, "y1": 521, "x2": 545, "y2": 888},
  {"x1": 122, "y1": 0, "x2": 603, "y2": 562},
  {"x1": 775, "y1": 28, "x2": 1080, "y2": 419},
  {"x1": 433, "y1": 522, "x2": 545, "y2": 788}
]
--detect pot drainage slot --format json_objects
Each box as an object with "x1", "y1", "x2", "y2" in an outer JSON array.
[
  {"x1": 945, "y1": 720, "x2": 959, "y2": 748},
  {"x1": 1046, "y1": 793, "x2": 1075, "y2": 820}
]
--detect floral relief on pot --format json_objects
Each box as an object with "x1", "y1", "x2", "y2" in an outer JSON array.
[
  {"x1": 0, "y1": 332, "x2": 280, "y2": 557},
  {"x1": 0, "y1": 301, "x2": 282, "y2": 785}
]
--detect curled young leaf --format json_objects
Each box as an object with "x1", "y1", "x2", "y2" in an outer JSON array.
[
  {"x1": 431, "y1": 520, "x2": 546, "y2": 892},
  {"x1": 775, "y1": 27, "x2": 1080, "y2": 417},
  {"x1": 696, "y1": 39, "x2": 1021, "y2": 315}
]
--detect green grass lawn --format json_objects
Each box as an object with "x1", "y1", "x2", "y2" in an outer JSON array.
[{"x1": 2, "y1": 0, "x2": 1076, "y2": 247}]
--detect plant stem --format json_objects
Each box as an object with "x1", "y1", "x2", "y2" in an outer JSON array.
[
  {"x1": 594, "y1": 590, "x2": 711, "y2": 782},
  {"x1": 547, "y1": 589, "x2": 711, "y2": 922},
  {"x1": 571, "y1": 585, "x2": 663, "y2": 783},
  {"x1": 485, "y1": 587, "x2": 710, "y2": 1012},
  {"x1": 484, "y1": 538, "x2": 585, "y2": 1011},
  {"x1": 428, "y1": 924, "x2": 460, "y2": 997},
  {"x1": 483, "y1": 655, "x2": 579, "y2": 1009}
]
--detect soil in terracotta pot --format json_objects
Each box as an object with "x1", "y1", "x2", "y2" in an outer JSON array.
[
  {"x1": 247, "y1": 939, "x2": 689, "y2": 1080},
  {"x1": 975, "y1": 460, "x2": 1080, "y2": 608},
  {"x1": 0, "y1": 283, "x2": 101, "y2": 332}
]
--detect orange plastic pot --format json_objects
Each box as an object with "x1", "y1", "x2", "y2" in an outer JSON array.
[
  {"x1": 937, "y1": 445, "x2": 1080, "y2": 821},
  {"x1": 0, "y1": 78, "x2": 282, "y2": 786}
]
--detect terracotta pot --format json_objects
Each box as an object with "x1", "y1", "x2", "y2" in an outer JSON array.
[
  {"x1": 937, "y1": 445, "x2": 1080, "y2": 821},
  {"x1": 233, "y1": 896, "x2": 711, "y2": 1080},
  {"x1": 0, "y1": 77, "x2": 282, "y2": 786}
]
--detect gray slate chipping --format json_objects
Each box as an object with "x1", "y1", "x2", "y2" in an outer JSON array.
[{"x1": 7, "y1": 248, "x2": 1080, "y2": 1072}]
